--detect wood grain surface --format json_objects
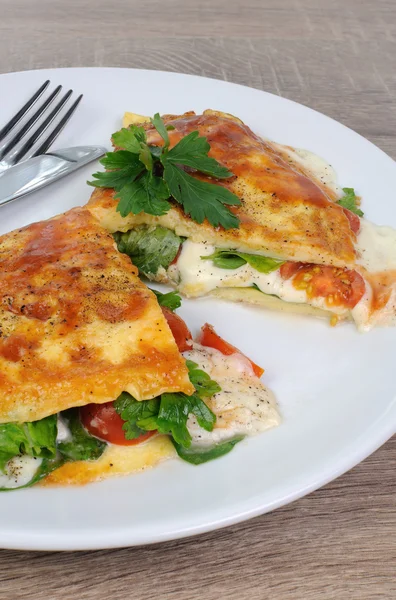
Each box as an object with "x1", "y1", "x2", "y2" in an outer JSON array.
[{"x1": 0, "y1": 1, "x2": 395, "y2": 598}]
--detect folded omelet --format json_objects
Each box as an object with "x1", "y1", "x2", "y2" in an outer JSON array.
[
  {"x1": 0, "y1": 208, "x2": 196, "y2": 489},
  {"x1": 0, "y1": 207, "x2": 193, "y2": 424},
  {"x1": 87, "y1": 110, "x2": 396, "y2": 331},
  {"x1": 89, "y1": 110, "x2": 356, "y2": 266},
  {"x1": 0, "y1": 206, "x2": 280, "y2": 489}
]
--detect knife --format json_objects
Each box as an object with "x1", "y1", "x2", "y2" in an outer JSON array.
[{"x1": 0, "y1": 146, "x2": 107, "y2": 207}]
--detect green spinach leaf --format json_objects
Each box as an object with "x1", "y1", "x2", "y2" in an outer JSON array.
[
  {"x1": 172, "y1": 436, "x2": 244, "y2": 465},
  {"x1": 0, "y1": 415, "x2": 57, "y2": 473},
  {"x1": 186, "y1": 360, "x2": 221, "y2": 399},
  {"x1": 336, "y1": 187, "x2": 364, "y2": 217},
  {"x1": 202, "y1": 249, "x2": 284, "y2": 273},
  {"x1": 114, "y1": 393, "x2": 160, "y2": 440},
  {"x1": 114, "y1": 225, "x2": 181, "y2": 276},
  {"x1": 57, "y1": 409, "x2": 106, "y2": 461},
  {"x1": 151, "y1": 289, "x2": 182, "y2": 311}
]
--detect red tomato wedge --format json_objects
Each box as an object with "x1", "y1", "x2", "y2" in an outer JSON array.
[
  {"x1": 80, "y1": 402, "x2": 155, "y2": 446},
  {"x1": 343, "y1": 208, "x2": 360, "y2": 234},
  {"x1": 280, "y1": 262, "x2": 365, "y2": 309},
  {"x1": 80, "y1": 307, "x2": 193, "y2": 445},
  {"x1": 161, "y1": 306, "x2": 193, "y2": 352},
  {"x1": 170, "y1": 245, "x2": 183, "y2": 266},
  {"x1": 279, "y1": 261, "x2": 301, "y2": 280},
  {"x1": 198, "y1": 323, "x2": 264, "y2": 378}
]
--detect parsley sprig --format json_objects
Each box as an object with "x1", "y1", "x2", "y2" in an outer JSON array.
[{"x1": 89, "y1": 114, "x2": 241, "y2": 229}]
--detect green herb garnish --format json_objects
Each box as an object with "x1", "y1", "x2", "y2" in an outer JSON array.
[
  {"x1": 185, "y1": 359, "x2": 221, "y2": 399},
  {"x1": 0, "y1": 415, "x2": 58, "y2": 473},
  {"x1": 114, "y1": 360, "x2": 219, "y2": 449},
  {"x1": 115, "y1": 391, "x2": 216, "y2": 449},
  {"x1": 151, "y1": 289, "x2": 182, "y2": 311},
  {"x1": 155, "y1": 392, "x2": 216, "y2": 447},
  {"x1": 202, "y1": 249, "x2": 284, "y2": 273},
  {"x1": 337, "y1": 187, "x2": 364, "y2": 217},
  {"x1": 89, "y1": 114, "x2": 241, "y2": 230},
  {"x1": 57, "y1": 409, "x2": 106, "y2": 462},
  {"x1": 113, "y1": 393, "x2": 160, "y2": 440},
  {"x1": 0, "y1": 409, "x2": 106, "y2": 490},
  {"x1": 172, "y1": 436, "x2": 244, "y2": 465}
]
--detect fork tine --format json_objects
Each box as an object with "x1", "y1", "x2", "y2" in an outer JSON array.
[
  {"x1": 0, "y1": 80, "x2": 50, "y2": 143},
  {"x1": 32, "y1": 94, "x2": 83, "y2": 158},
  {"x1": 12, "y1": 89, "x2": 75, "y2": 164},
  {"x1": 0, "y1": 85, "x2": 62, "y2": 160}
]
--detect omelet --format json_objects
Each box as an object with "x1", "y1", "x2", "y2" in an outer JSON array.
[
  {"x1": 89, "y1": 110, "x2": 356, "y2": 267},
  {"x1": 0, "y1": 207, "x2": 193, "y2": 425},
  {"x1": 87, "y1": 110, "x2": 396, "y2": 331},
  {"x1": 0, "y1": 207, "x2": 192, "y2": 489},
  {"x1": 0, "y1": 207, "x2": 281, "y2": 489}
]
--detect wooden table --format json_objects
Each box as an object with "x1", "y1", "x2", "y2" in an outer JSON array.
[{"x1": 0, "y1": 1, "x2": 395, "y2": 598}]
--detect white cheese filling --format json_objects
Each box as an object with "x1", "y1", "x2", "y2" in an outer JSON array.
[
  {"x1": 0, "y1": 455, "x2": 42, "y2": 489},
  {"x1": 170, "y1": 219, "x2": 396, "y2": 332},
  {"x1": 56, "y1": 413, "x2": 72, "y2": 442},
  {"x1": 272, "y1": 144, "x2": 342, "y2": 197},
  {"x1": 356, "y1": 219, "x2": 396, "y2": 273},
  {"x1": 171, "y1": 241, "x2": 349, "y2": 316},
  {"x1": 352, "y1": 220, "x2": 396, "y2": 330},
  {"x1": 183, "y1": 344, "x2": 280, "y2": 447}
]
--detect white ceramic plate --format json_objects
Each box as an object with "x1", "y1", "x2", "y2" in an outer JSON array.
[{"x1": 0, "y1": 68, "x2": 395, "y2": 551}]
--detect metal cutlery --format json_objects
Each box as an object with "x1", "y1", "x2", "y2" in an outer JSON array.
[{"x1": 0, "y1": 81, "x2": 106, "y2": 206}]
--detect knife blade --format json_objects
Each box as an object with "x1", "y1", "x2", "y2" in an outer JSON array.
[{"x1": 0, "y1": 146, "x2": 107, "y2": 207}]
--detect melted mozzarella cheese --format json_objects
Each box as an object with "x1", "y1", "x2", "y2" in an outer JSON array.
[
  {"x1": 0, "y1": 455, "x2": 42, "y2": 489},
  {"x1": 183, "y1": 344, "x2": 280, "y2": 446},
  {"x1": 272, "y1": 143, "x2": 341, "y2": 197},
  {"x1": 352, "y1": 220, "x2": 396, "y2": 330},
  {"x1": 173, "y1": 236, "x2": 396, "y2": 331},
  {"x1": 352, "y1": 276, "x2": 396, "y2": 331},
  {"x1": 56, "y1": 414, "x2": 71, "y2": 442},
  {"x1": 356, "y1": 219, "x2": 396, "y2": 273},
  {"x1": 173, "y1": 241, "x2": 349, "y2": 316}
]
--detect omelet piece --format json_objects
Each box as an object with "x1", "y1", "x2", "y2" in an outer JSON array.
[
  {"x1": 89, "y1": 110, "x2": 357, "y2": 267},
  {"x1": 86, "y1": 110, "x2": 396, "y2": 331},
  {"x1": 0, "y1": 208, "x2": 194, "y2": 424}
]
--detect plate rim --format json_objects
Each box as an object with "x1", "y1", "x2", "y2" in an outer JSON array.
[{"x1": 0, "y1": 418, "x2": 395, "y2": 551}]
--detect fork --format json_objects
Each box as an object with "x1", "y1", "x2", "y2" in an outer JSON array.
[{"x1": 0, "y1": 80, "x2": 83, "y2": 173}]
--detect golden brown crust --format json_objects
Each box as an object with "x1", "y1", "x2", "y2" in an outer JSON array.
[
  {"x1": 0, "y1": 208, "x2": 193, "y2": 423},
  {"x1": 88, "y1": 110, "x2": 357, "y2": 267}
]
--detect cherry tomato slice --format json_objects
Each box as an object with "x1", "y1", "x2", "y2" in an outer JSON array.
[
  {"x1": 80, "y1": 402, "x2": 155, "y2": 446},
  {"x1": 79, "y1": 305, "x2": 195, "y2": 445},
  {"x1": 161, "y1": 306, "x2": 193, "y2": 352},
  {"x1": 280, "y1": 261, "x2": 302, "y2": 280},
  {"x1": 280, "y1": 262, "x2": 365, "y2": 309},
  {"x1": 198, "y1": 323, "x2": 264, "y2": 378}
]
